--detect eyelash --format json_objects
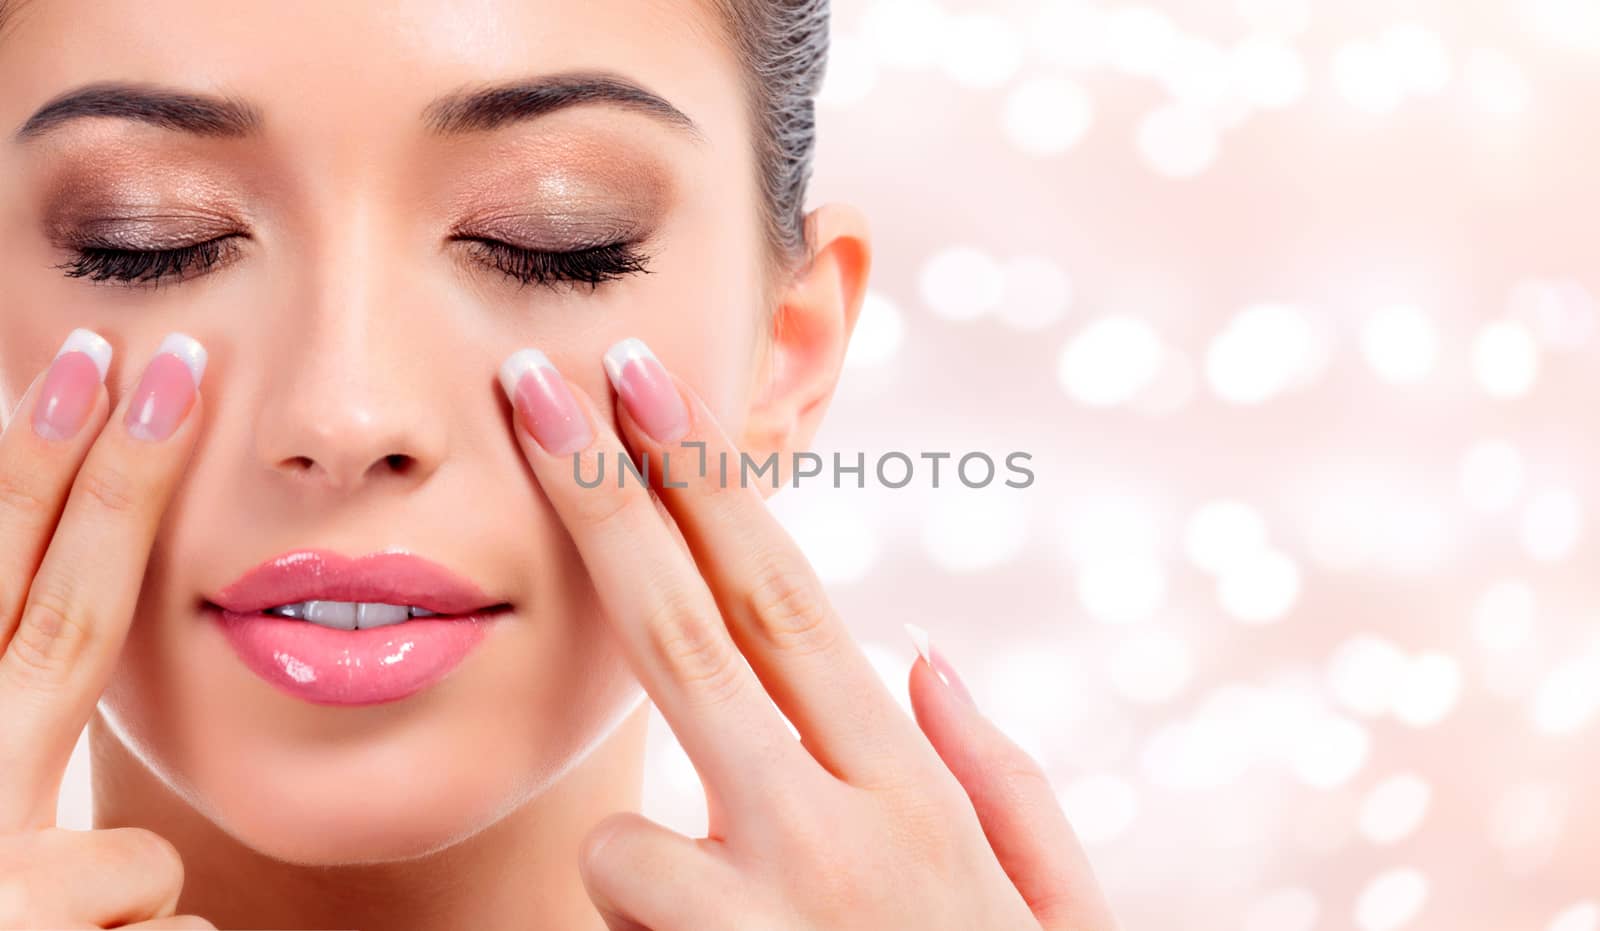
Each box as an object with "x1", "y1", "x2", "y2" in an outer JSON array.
[
  {"x1": 56, "y1": 236, "x2": 650, "y2": 289},
  {"x1": 456, "y1": 237, "x2": 650, "y2": 289},
  {"x1": 58, "y1": 236, "x2": 241, "y2": 284}
]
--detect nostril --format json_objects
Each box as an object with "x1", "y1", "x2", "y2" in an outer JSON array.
[{"x1": 272, "y1": 453, "x2": 425, "y2": 482}]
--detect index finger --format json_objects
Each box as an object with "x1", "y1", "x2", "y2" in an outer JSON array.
[
  {"x1": 499, "y1": 347, "x2": 812, "y2": 805},
  {"x1": 0, "y1": 330, "x2": 115, "y2": 657},
  {"x1": 0, "y1": 333, "x2": 206, "y2": 831}
]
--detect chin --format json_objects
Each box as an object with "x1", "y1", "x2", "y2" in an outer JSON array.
[
  {"x1": 96, "y1": 600, "x2": 644, "y2": 866},
  {"x1": 176, "y1": 746, "x2": 546, "y2": 866}
]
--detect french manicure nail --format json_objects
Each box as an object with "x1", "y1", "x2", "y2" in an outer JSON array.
[
  {"x1": 499, "y1": 348, "x2": 593, "y2": 455},
  {"x1": 904, "y1": 623, "x2": 976, "y2": 707},
  {"x1": 32, "y1": 328, "x2": 111, "y2": 441},
  {"x1": 602, "y1": 337, "x2": 688, "y2": 443},
  {"x1": 125, "y1": 332, "x2": 206, "y2": 442}
]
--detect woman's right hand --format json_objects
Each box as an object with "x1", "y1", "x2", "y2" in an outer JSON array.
[{"x1": 0, "y1": 329, "x2": 213, "y2": 930}]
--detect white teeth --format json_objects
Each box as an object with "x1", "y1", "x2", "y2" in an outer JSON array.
[
  {"x1": 358, "y1": 603, "x2": 410, "y2": 628},
  {"x1": 265, "y1": 601, "x2": 436, "y2": 630}
]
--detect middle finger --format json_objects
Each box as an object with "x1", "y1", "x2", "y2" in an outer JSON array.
[
  {"x1": 499, "y1": 347, "x2": 811, "y2": 808},
  {"x1": 599, "y1": 337, "x2": 941, "y2": 788}
]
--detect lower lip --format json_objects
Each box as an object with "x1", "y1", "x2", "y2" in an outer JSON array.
[{"x1": 213, "y1": 608, "x2": 493, "y2": 706}]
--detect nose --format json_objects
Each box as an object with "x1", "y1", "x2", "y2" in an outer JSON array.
[{"x1": 253, "y1": 305, "x2": 450, "y2": 493}]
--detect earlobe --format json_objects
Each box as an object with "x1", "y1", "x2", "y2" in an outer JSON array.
[{"x1": 740, "y1": 203, "x2": 872, "y2": 493}]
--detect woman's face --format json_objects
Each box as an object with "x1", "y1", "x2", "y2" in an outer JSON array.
[{"x1": 0, "y1": 0, "x2": 771, "y2": 863}]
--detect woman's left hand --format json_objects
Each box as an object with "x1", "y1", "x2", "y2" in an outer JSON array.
[{"x1": 500, "y1": 338, "x2": 1119, "y2": 931}]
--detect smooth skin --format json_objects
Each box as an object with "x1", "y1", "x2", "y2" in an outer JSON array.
[
  {"x1": 0, "y1": 0, "x2": 1119, "y2": 926},
  {"x1": 0, "y1": 347, "x2": 212, "y2": 928},
  {"x1": 0, "y1": 328, "x2": 1118, "y2": 929},
  {"x1": 508, "y1": 335, "x2": 1121, "y2": 930}
]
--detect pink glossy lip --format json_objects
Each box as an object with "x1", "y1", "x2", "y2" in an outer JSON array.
[{"x1": 209, "y1": 549, "x2": 504, "y2": 706}]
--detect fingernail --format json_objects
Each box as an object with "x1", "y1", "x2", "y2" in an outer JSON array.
[
  {"x1": 602, "y1": 337, "x2": 688, "y2": 443},
  {"x1": 32, "y1": 328, "x2": 111, "y2": 441},
  {"x1": 904, "y1": 623, "x2": 976, "y2": 707},
  {"x1": 124, "y1": 332, "x2": 206, "y2": 442},
  {"x1": 499, "y1": 348, "x2": 593, "y2": 455}
]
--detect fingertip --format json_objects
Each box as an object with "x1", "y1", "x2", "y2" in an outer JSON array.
[
  {"x1": 579, "y1": 812, "x2": 628, "y2": 880},
  {"x1": 57, "y1": 327, "x2": 113, "y2": 381},
  {"x1": 500, "y1": 348, "x2": 597, "y2": 458},
  {"x1": 601, "y1": 336, "x2": 652, "y2": 390},
  {"x1": 499, "y1": 347, "x2": 552, "y2": 402},
  {"x1": 905, "y1": 621, "x2": 931, "y2": 663},
  {"x1": 152, "y1": 331, "x2": 208, "y2": 387},
  {"x1": 602, "y1": 337, "x2": 689, "y2": 444},
  {"x1": 904, "y1": 624, "x2": 977, "y2": 709},
  {"x1": 121, "y1": 334, "x2": 206, "y2": 444},
  {"x1": 907, "y1": 649, "x2": 972, "y2": 748}
]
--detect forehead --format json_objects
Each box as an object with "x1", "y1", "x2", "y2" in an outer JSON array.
[{"x1": 0, "y1": 0, "x2": 740, "y2": 144}]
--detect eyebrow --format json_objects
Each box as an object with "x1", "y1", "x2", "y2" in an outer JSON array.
[
  {"x1": 13, "y1": 72, "x2": 700, "y2": 145},
  {"x1": 423, "y1": 72, "x2": 701, "y2": 139},
  {"x1": 14, "y1": 82, "x2": 262, "y2": 141}
]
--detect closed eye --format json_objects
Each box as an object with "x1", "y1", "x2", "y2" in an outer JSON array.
[
  {"x1": 454, "y1": 237, "x2": 650, "y2": 289},
  {"x1": 52, "y1": 233, "x2": 651, "y2": 290},
  {"x1": 57, "y1": 235, "x2": 244, "y2": 285}
]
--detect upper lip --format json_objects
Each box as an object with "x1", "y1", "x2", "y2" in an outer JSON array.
[{"x1": 208, "y1": 549, "x2": 505, "y2": 617}]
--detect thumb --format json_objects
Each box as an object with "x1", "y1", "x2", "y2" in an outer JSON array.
[
  {"x1": 905, "y1": 625, "x2": 1120, "y2": 931},
  {"x1": 580, "y1": 811, "x2": 733, "y2": 931}
]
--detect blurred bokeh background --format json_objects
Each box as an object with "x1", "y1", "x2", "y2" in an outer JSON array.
[
  {"x1": 663, "y1": 1, "x2": 1599, "y2": 929},
  {"x1": 52, "y1": 0, "x2": 1598, "y2": 928}
]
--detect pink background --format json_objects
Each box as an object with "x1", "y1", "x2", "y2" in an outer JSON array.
[
  {"x1": 58, "y1": 1, "x2": 1600, "y2": 928},
  {"x1": 767, "y1": 1, "x2": 1596, "y2": 928}
]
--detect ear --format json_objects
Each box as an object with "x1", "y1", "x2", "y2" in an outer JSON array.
[{"x1": 739, "y1": 203, "x2": 871, "y2": 497}]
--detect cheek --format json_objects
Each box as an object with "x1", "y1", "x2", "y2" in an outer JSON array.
[
  {"x1": 92, "y1": 369, "x2": 646, "y2": 863},
  {"x1": 618, "y1": 210, "x2": 769, "y2": 429},
  {"x1": 37, "y1": 144, "x2": 767, "y2": 862},
  {"x1": 0, "y1": 190, "x2": 56, "y2": 416},
  {"x1": 0, "y1": 298, "x2": 76, "y2": 418}
]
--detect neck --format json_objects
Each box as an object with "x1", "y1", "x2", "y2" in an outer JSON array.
[{"x1": 89, "y1": 705, "x2": 651, "y2": 931}]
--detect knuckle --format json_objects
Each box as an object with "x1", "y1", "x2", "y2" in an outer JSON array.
[
  {"x1": 743, "y1": 561, "x2": 836, "y2": 654},
  {"x1": 76, "y1": 461, "x2": 141, "y2": 515},
  {"x1": 997, "y1": 744, "x2": 1051, "y2": 786},
  {"x1": 793, "y1": 836, "x2": 872, "y2": 915},
  {"x1": 0, "y1": 873, "x2": 30, "y2": 927},
  {"x1": 0, "y1": 469, "x2": 50, "y2": 523},
  {"x1": 991, "y1": 753, "x2": 1054, "y2": 808},
  {"x1": 578, "y1": 812, "x2": 640, "y2": 877},
  {"x1": 768, "y1": 791, "x2": 838, "y2": 855},
  {"x1": 5, "y1": 593, "x2": 93, "y2": 680},
  {"x1": 644, "y1": 594, "x2": 742, "y2": 702},
  {"x1": 807, "y1": 860, "x2": 859, "y2": 905},
  {"x1": 567, "y1": 477, "x2": 636, "y2": 528},
  {"x1": 856, "y1": 751, "x2": 949, "y2": 799},
  {"x1": 691, "y1": 453, "x2": 741, "y2": 499},
  {"x1": 888, "y1": 786, "x2": 967, "y2": 856},
  {"x1": 0, "y1": 842, "x2": 18, "y2": 875},
  {"x1": 858, "y1": 774, "x2": 976, "y2": 872},
  {"x1": 107, "y1": 828, "x2": 184, "y2": 892},
  {"x1": 0, "y1": 835, "x2": 61, "y2": 924}
]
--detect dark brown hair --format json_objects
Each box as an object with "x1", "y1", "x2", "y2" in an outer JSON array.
[{"x1": 713, "y1": 0, "x2": 830, "y2": 266}]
